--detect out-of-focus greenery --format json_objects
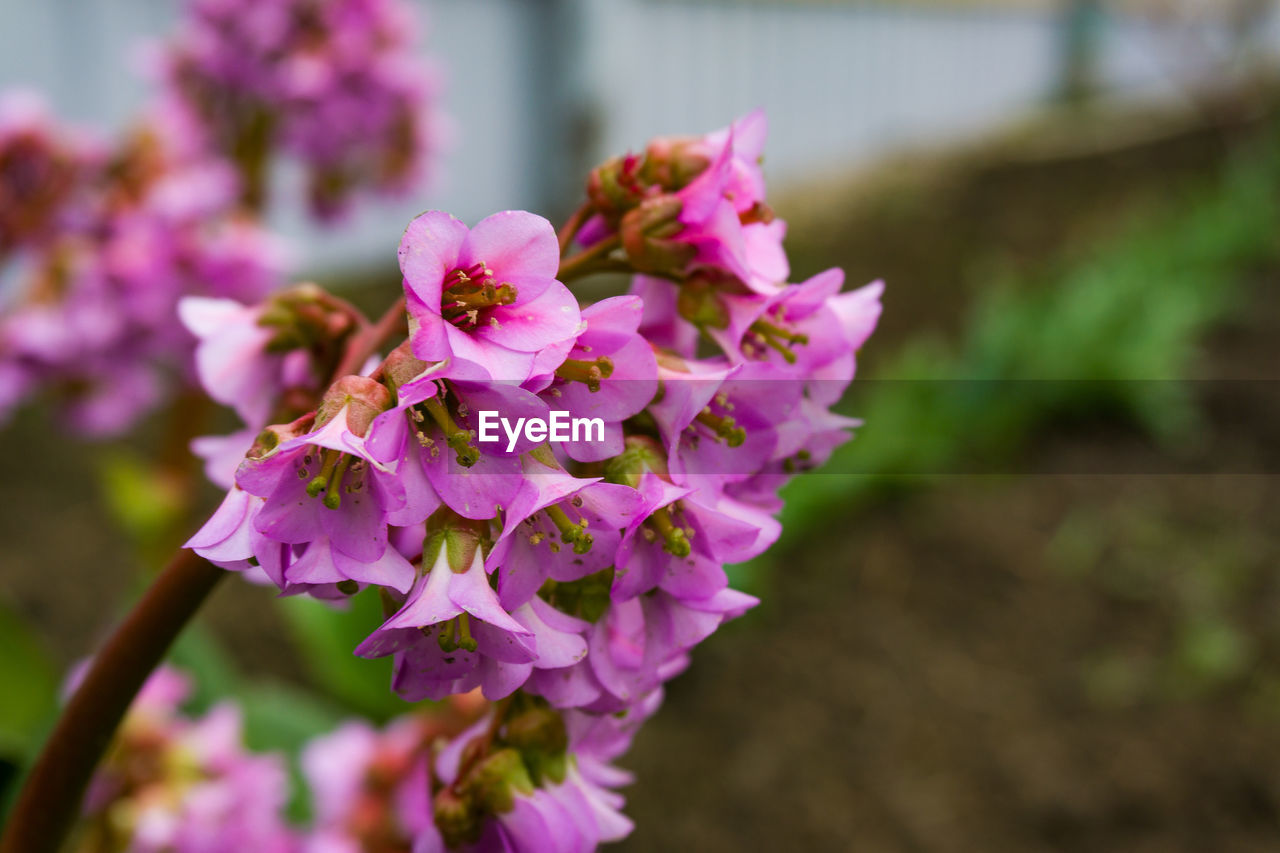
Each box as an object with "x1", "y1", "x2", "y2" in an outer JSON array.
[
  {"x1": 768, "y1": 137, "x2": 1280, "y2": 554},
  {"x1": 277, "y1": 590, "x2": 410, "y2": 722},
  {"x1": 0, "y1": 598, "x2": 58, "y2": 816},
  {"x1": 1046, "y1": 497, "x2": 1265, "y2": 706},
  {"x1": 97, "y1": 450, "x2": 192, "y2": 569}
]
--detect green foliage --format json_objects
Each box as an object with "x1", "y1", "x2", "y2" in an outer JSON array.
[
  {"x1": 237, "y1": 683, "x2": 347, "y2": 822},
  {"x1": 0, "y1": 600, "x2": 58, "y2": 761},
  {"x1": 1046, "y1": 495, "x2": 1268, "y2": 704},
  {"x1": 97, "y1": 451, "x2": 188, "y2": 561},
  {"x1": 168, "y1": 623, "x2": 244, "y2": 714},
  {"x1": 277, "y1": 590, "x2": 411, "y2": 722}
]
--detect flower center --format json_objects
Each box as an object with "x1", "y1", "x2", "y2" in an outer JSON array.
[
  {"x1": 689, "y1": 392, "x2": 746, "y2": 447},
  {"x1": 646, "y1": 504, "x2": 692, "y2": 557},
  {"x1": 301, "y1": 448, "x2": 366, "y2": 510},
  {"x1": 433, "y1": 613, "x2": 478, "y2": 653},
  {"x1": 744, "y1": 315, "x2": 808, "y2": 364},
  {"x1": 441, "y1": 262, "x2": 517, "y2": 331},
  {"x1": 554, "y1": 356, "x2": 614, "y2": 392}
]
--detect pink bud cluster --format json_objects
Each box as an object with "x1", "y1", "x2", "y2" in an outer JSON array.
[
  {"x1": 184, "y1": 111, "x2": 881, "y2": 849},
  {"x1": 153, "y1": 0, "x2": 444, "y2": 220},
  {"x1": 0, "y1": 96, "x2": 283, "y2": 436}
]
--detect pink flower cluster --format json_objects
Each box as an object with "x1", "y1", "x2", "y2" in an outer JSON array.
[
  {"x1": 74, "y1": 667, "x2": 295, "y2": 853},
  {"x1": 154, "y1": 0, "x2": 444, "y2": 219},
  {"x1": 301, "y1": 693, "x2": 645, "y2": 852},
  {"x1": 0, "y1": 96, "x2": 283, "y2": 436},
  {"x1": 80, "y1": 669, "x2": 643, "y2": 853},
  {"x1": 184, "y1": 111, "x2": 881, "y2": 848}
]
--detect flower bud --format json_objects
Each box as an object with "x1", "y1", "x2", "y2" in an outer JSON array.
[
  {"x1": 433, "y1": 787, "x2": 482, "y2": 848},
  {"x1": 316, "y1": 375, "x2": 392, "y2": 437},
  {"x1": 504, "y1": 705, "x2": 569, "y2": 787},
  {"x1": 676, "y1": 270, "x2": 738, "y2": 330},
  {"x1": 619, "y1": 196, "x2": 696, "y2": 276},
  {"x1": 503, "y1": 705, "x2": 568, "y2": 756},
  {"x1": 459, "y1": 747, "x2": 534, "y2": 815},
  {"x1": 585, "y1": 153, "x2": 646, "y2": 224},
  {"x1": 423, "y1": 506, "x2": 487, "y2": 574},
  {"x1": 641, "y1": 136, "x2": 710, "y2": 191},
  {"x1": 603, "y1": 435, "x2": 669, "y2": 487},
  {"x1": 381, "y1": 340, "x2": 433, "y2": 392},
  {"x1": 258, "y1": 283, "x2": 359, "y2": 354},
  {"x1": 246, "y1": 412, "x2": 317, "y2": 460}
]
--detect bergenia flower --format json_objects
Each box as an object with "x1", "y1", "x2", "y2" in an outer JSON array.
[
  {"x1": 400, "y1": 210, "x2": 582, "y2": 381},
  {"x1": 0, "y1": 103, "x2": 283, "y2": 437},
  {"x1": 530, "y1": 294, "x2": 659, "y2": 463},
  {"x1": 355, "y1": 523, "x2": 537, "y2": 701},
  {"x1": 154, "y1": 0, "x2": 445, "y2": 219},
  {"x1": 176, "y1": 105, "x2": 884, "y2": 851}
]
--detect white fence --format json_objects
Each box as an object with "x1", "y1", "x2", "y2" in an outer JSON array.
[{"x1": 1, "y1": 0, "x2": 1276, "y2": 273}]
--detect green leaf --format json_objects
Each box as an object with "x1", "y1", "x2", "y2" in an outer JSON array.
[
  {"x1": 278, "y1": 591, "x2": 411, "y2": 721},
  {"x1": 167, "y1": 622, "x2": 242, "y2": 715},
  {"x1": 96, "y1": 450, "x2": 187, "y2": 561},
  {"x1": 0, "y1": 600, "x2": 59, "y2": 760}
]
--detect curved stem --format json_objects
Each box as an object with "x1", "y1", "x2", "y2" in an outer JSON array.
[
  {"x1": 0, "y1": 550, "x2": 224, "y2": 853},
  {"x1": 558, "y1": 236, "x2": 622, "y2": 283},
  {"x1": 332, "y1": 296, "x2": 407, "y2": 379},
  {"x1": 3, "y1": 294, "x2": 409, "y2": 853},
  {"x1": 557, "y1": 202, "x2": 591, "y2": 255}
]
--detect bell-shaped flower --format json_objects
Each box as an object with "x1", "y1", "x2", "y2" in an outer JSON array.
[
  {"x1": 229, "y1": 376, "x2": 416, "y2": 595},
  {"x1": 355, "y1": 517, "x2": 536, "y2": 701},
  {"x1": 488, "y1": 451, "x2": 645, "y2": 611},
  {"x1": 528, "y1": 295, "x2": 658, "y2": 462}
]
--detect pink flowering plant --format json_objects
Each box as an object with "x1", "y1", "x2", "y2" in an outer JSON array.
[
  {"x1": 0, "y1": 6, "x2": 880, "y2": 851},
  {"x1": 0, "y1": 0, "x2": 443, "y2": 442}
]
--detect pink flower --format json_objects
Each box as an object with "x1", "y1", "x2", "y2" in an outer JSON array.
[
  {"x1": 355, "y1": 538, "x2": 537, "y2": 701},
  {"x1": 155, "y1": 0, "x2": 445, "y2": 220},
  {"x1": 529, "y1": 295, "x2": 659, "y2": 463},
  {"x1": 400, "y1": 210, "x2": 582, "y2": 381}
]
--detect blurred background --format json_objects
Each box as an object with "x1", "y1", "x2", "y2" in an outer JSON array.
[{"x1": 3, "y1": 0, "x2": 1280, "y2": 850}]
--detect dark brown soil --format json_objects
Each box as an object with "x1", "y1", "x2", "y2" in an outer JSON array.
[{"x1": 615, "y1": 208, "x2": 1280, "y2": 853}]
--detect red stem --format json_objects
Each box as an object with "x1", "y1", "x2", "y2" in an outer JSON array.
[
  {"x1": 0, "y1": 550, "x2": 224, "y2": 853},
  {"x1": 1, "y1": 296, "x2": 410, "y2": 853},
  {"x1": 558, "y1": 235, "x2": 622, "y2": 283},
  {"x1": 333, "y1": 296, "x2": 407, "y2": 379},
  {"x1": 557, "y1": 202, "x2": 591, "y2": 255}
]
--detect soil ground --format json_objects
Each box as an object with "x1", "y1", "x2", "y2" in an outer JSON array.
[{"x1": 613, "y1": 107, "x2": 1280, "y2": 851}]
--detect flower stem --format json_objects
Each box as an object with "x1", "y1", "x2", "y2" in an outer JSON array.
[
  {"x1": 557, "y1": 202, "x2": 591, "y2": 255},
  {"x1": 333, "y1": 295, "x2": 407, "y2": 379},
  {"x1": 558, "y1": 236, "x2": 622, "y2": 283},
  {"x1": 0, "y1": 550, "x2": 224, "y2": 853}
]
